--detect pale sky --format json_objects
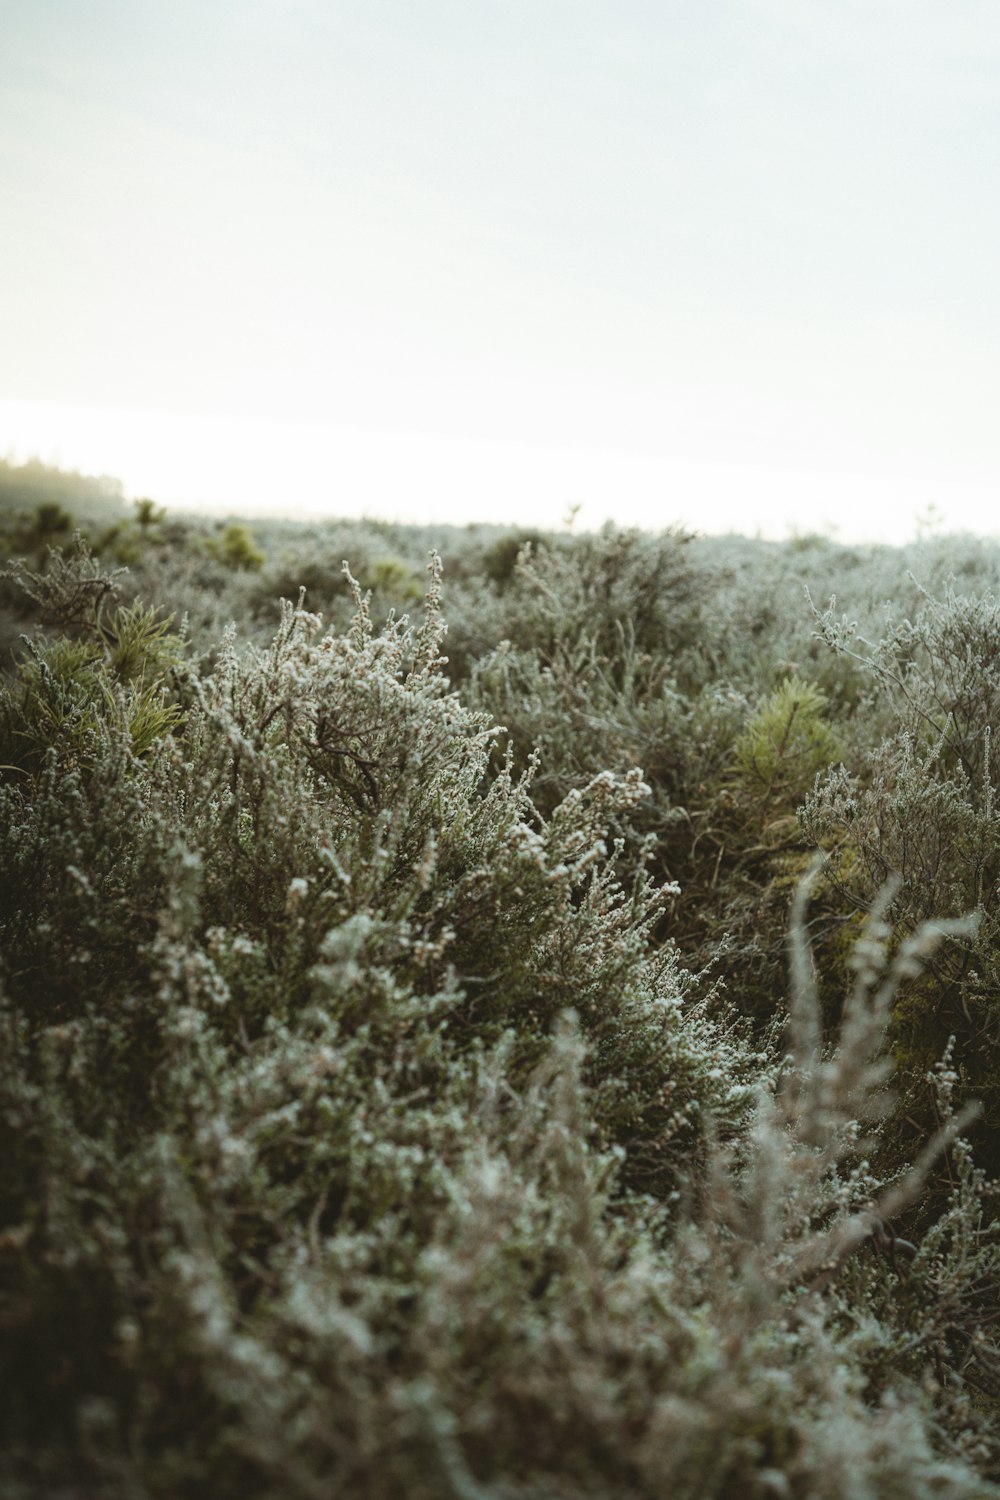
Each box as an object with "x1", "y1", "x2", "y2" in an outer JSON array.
[{"x1": 2, "y1": 1, "x2": 999, "y2": 539}]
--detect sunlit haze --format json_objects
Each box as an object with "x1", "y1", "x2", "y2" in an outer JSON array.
[{"x1": 3, "y1": 2, "x2": 1000, "y2": 540}]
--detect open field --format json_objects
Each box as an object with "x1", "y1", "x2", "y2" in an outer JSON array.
[{"x1": 2, "y1": 460, "x2": 1000, "y2": 1497}]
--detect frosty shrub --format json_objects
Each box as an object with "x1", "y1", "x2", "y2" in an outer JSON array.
[
  {"x1": 2, "y1": 509, "x2": 1000, "y2": 1496},
  {"x1": 491, "y1": 522, "x2": 703, "y2": 667},
  {"x1": 805, "y1": 585, "x2": 1000, "y2": 1165},
  {"x1": 466, "y1": 531, "x2": 850, "y2": 1022}
]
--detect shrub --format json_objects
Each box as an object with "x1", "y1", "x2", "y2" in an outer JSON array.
[
  {"x1": 733, "y1": 677, "x2": 840, "y2": 810},
  {"x1": 804, "y1": 585, "x2": 1000, "y2": 1167},
  {"x1": 205, "y1": 522, "x2": 266, "y2": 572},
  {"x1": 479, "y1": 528, "x2": 548, "y2": 588},
  {"x1": 3, "y1": 501, "x2": 1000, "y2": 1496}
]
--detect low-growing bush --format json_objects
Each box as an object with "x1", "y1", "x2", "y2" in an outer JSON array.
[
  {"x1": 804, "y1": 585, "x2": 1000, "y2": 1167},
  {"x1": 2, "y1": 492, "x2": 1000, "y2": 1496},
  {"x1": 204, "y1": 521, "x2": 266, "y2": 572}
]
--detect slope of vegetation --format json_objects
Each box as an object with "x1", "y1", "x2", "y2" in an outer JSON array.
[{"x1": 2, "y1": 473, "x2": 1000, "y2": 1497}]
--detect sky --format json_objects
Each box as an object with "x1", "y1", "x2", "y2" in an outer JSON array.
[{"x1": 2, "y1": 0, "x2": 999, "y2": 540}]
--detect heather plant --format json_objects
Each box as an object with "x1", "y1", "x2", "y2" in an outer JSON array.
[
  {"x1": 0, "y1": 556, "x2": 731, "y2": 1490},
  {"x1": 804, "y1": 584, "x2": 1000, "y2": 1164},
  {"x1": 478, "y1": 526, "x2": 549, "y2": 588},
  {"x1": 248, "y1": 528, "x2": 430, "y2": 646},
  {"x1": 465, "y1": 533, "x2": 842, "y2": 1018},
  {"x1": 2, "y1": 530, "x2": 125, "y2": 632},
  {"x1": 3, "y1": 790, "x2": 998, "y2": 1494},
  {"x1": 3, "y1": 493, "x2": 1000, "y2": 1495},
  {"x1": 490, "y1": 522, "x2": 703, "y2": 668}
]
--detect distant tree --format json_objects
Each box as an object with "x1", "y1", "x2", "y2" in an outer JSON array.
[
  {"x1": 0, "y1": 457, "x2": 124, "y2": 513},
  {"x1": 134, "y1": 497, "x2": 166, "y2": 529}
]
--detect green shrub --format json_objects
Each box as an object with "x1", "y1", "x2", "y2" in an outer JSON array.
[
  {"x1": 369, "y1": 555, "x2": 423, "y2": 601},
  {"x1": 205, "y1": 521, "x2": 266, "y2": 571},
  {"x1": 733, "y1": 676, "x2": 840, "y2": 810},
  {"x1": 479, "y1": 528, "x2": 547, "y2": 588}
]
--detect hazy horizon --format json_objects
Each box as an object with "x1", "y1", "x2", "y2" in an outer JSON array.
[
  {"x1": 4, "y1": 396, "x2": 996, "y2": 545},
  {"x1": 3, "y1": 2, "x2": 999, "y2": 540}
]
